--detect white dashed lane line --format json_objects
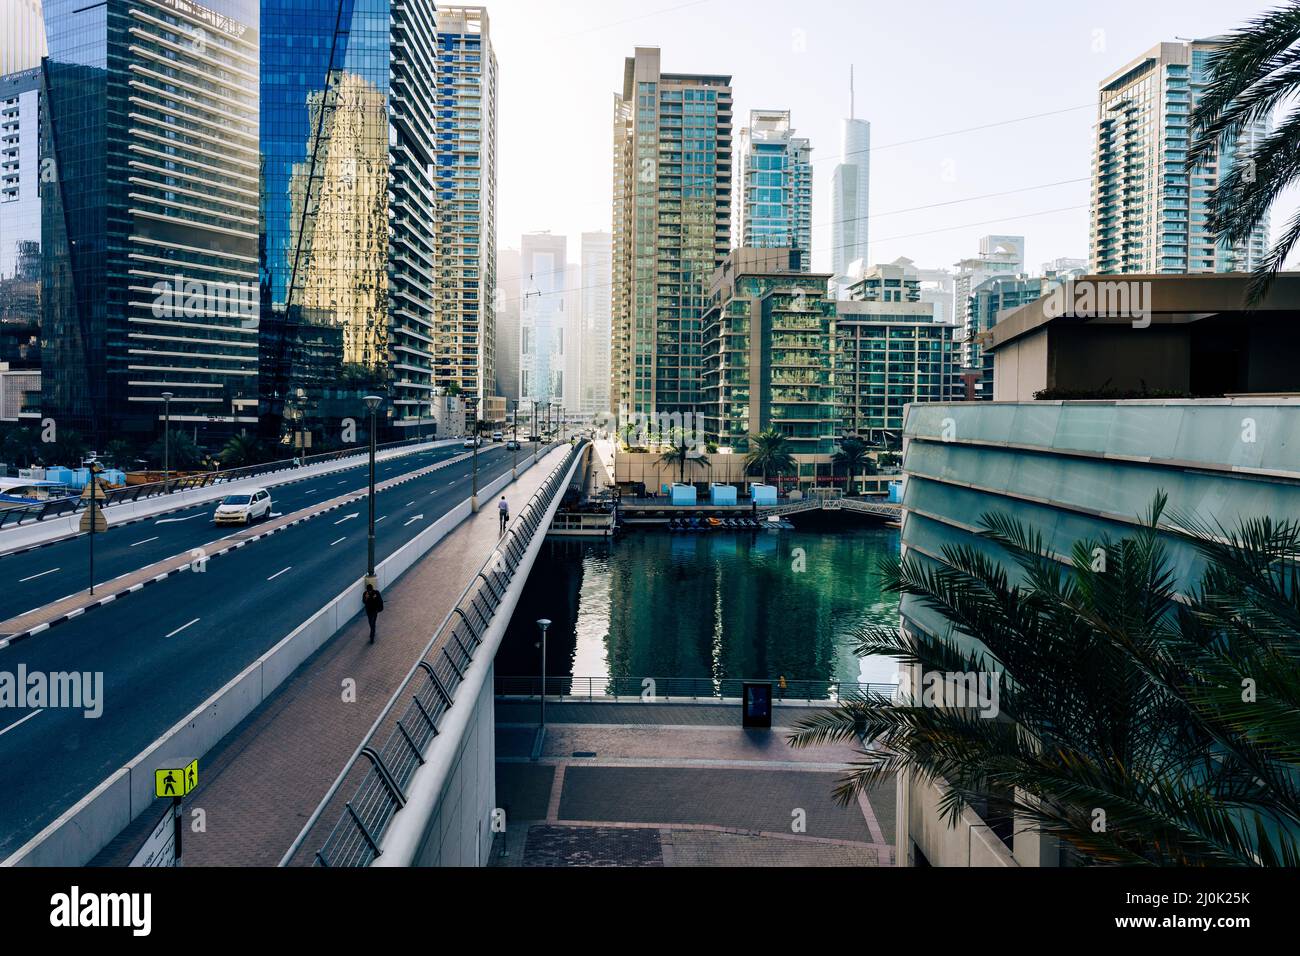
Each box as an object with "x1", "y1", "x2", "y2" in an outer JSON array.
[
  {"x1": 129, "y1": 536, "x2": 160, "y2": 547},
  {"x1": 267, "y1": 566, "x2": 292, "y2": 581},
  {"x1": 19, "y1": 568, "x2": 60, "y2": 583},
  {"x1": 165, "y1": 618, "x2": 200, "y2": 639}
]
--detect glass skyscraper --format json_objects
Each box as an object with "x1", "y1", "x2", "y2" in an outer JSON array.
[
  {"x1": 41, "y1": 0, "x2": 259, "y2": 445},
  {"x1": 735, "y1": 109, "x2": 811, "y2": 272},
  {"x1": 259, "y1": 0, "x2": 439, "y2": 439},
  {"x1": 1089, "y1": 39, "x2": 1270, "y2": 275},
  {"x1": 611, "y1": 47, "x2": 732, "y2": 420}
]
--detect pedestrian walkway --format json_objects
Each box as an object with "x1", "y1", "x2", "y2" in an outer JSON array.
[
  {"x1": 92, "y1": 447, "x2": 571, "y2": 867},
  {"x1": 491, "y1": 718, "x2": 895, "y2": 868}
]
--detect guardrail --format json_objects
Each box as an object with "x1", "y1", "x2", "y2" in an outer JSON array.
[
  {"x1": 304, "y1": 441, "x2": 587, "y2": 868},
  {"x1": 0, "y1": 437, "x2": 434, "y2": 530},
  {"x1": 494, "y1": 675, "x2": 898, "y2": 703}
]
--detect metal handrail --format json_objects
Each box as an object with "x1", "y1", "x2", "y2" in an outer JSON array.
[
  {"x1": 288, "y1": 440, "x2": 586, "y2": 868},
  {"x1": 0, "y1": 436, "x2": 439, "y2": 530},
  {"x1": 494, "y1": 675, "x2": 898, "y2": 704}
]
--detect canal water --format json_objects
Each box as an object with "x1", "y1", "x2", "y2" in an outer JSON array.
[{"x1": 497, "y1": 513, "x2": 901, "y2": 691}]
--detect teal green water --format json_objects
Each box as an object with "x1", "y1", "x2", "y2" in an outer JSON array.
[{"x1": 498, "y1": 519, "x2": 902, "y2": 687}]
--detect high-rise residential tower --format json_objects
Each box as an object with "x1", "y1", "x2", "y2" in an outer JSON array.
[
  {"x1": 579, "y1": 230, "x2": 612, "y2": 419},
  {"x1": 434, "y1": 5, "x2": 498, "y2": 406},
  {"x1": 494, "y1": 245, "x2": 521, "y2": 405},
  {"x1": 952, "y1": 234, "x2": 1024, "y2": 368},
  {"x1": 735, "y1": 109, "x2": 812, "y2": 271},
  {"x1": 611, "y1": 47, "x2": 732, "y2": 420},
  {"x1": 260, "y1": 0, "x2": 439, "y2": 440},
  {"x1": 519, "y1": 231, "x2": 566, "y2": 410},
  {"x1": 831, "y1": 68, "x2": 870, "y2": 285},
  {"x1": 41, "y1": 0, "x2": 260, "y2": 445},
  {"x1": 2, "y1": 0, "x2": 47, "y2": 74},
  {"x1": 1089, "y1": 39, "x2": 1270, "y2": 275},
  {"x1": 1, "y1": 67, "x2": 42, "y2": 370}
]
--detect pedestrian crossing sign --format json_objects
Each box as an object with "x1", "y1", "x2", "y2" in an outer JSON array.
[{"x1": 155, "y1": 759, "x2": 198, "y2": 798}]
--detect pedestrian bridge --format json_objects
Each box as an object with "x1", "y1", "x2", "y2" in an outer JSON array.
[{"x1": 286, "y1": 441, "x2": 590, "y2": 868}]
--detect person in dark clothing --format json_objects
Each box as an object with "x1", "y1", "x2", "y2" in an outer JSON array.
[
  {"x1": 498, "y1": 496, "x2": 509, "y2": 534},
  {"x1": 363, "y1": 583, "x2": 384, "y2": 644}
]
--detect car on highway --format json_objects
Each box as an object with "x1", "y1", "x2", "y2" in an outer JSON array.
[
  {"x1": 213, "y1": 488, "x2": 272, "y2": 525},
  {"x1": 491, "y1": 430, "x2": 504, "y2": 442},
  {"x1": 462, "y1": 437, "x2": 483, "y2": 449},
  {"x1": 505, "y1": 439, "x2": 521, "y2": 450}
]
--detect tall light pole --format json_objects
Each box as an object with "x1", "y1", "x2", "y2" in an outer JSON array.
[
  {"x1": 363, "y1": 395, "x2": 382, "y2": 585},
  {"x1": 532, "y1": 401, "x2": 539, "y2": 458},
  {"x1": 536, "y1": 618, "x2": 551, "y2": 736},
  {"x1": 468, "y1": 395, "x2": 479, "y2": 510},
  {"x1": 161, "y1": 391, "x2": 173, "y2": 491},
  {"x1": 511, "y1": 399, "x2": 519, "y2": 475}
]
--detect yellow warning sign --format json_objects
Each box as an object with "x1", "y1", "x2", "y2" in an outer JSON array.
[{"x1": 154, "y1": 759, "x2": 198, "y2": 798}]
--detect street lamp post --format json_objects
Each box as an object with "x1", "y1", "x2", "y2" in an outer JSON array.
[
  {"x1": 511, "y1": 399, "x2": 519, "y2": 475},
  {"x1": 536, "y1": 618, "x2": 551, "y2": 737},
  {"x1": 468, "y1": 396, "x2": 479, "y2": 510},
  {"x1": 363, "y1": 395, "x2": 382, "y2": 586},
  {"x1": 161, "y1": 391, "x2": 173, "y2": 491}
]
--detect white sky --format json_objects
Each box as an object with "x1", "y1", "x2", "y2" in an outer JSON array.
[{"x1": 488, "y1": 0, "x2": 1300, "y2": 278}]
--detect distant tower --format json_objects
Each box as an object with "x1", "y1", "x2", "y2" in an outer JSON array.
[{"x1": 832, "y1": 67, "x2": 870, "y2": 284}]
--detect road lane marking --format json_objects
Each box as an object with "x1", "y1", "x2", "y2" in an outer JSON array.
[
  {"x1": 406, "y1": 500, "x2": 415, "y2": 506},
  {"x1": 130, "y1": 536, "x2": 160, "y2": 547},
  {"x1": 165, "y1": 617, "x2": 200, "y2": 638},
  {"x1": 303, "y1": 488, "x2": 319, "y2": 494},
  {"x1": 0, "y1": 709, "x2": 43, "y2": 738},
  {"x1": 267, "y1": 566, "x2": 292, "y2": 581},
  {"x1": 403, "y1": 514, "x2": 423, "y2": 527},
  {"x1": 375, "y1": 515, "x2": 386, "y2": 522},
  {"x1": 334, "y1": 512, "x2": 359, "y2": 525},
  {"x1": 329, "y1": 537, "x2": 346, "y2": 547},
  {"x1": 155, "y1": 513, "x2": 202, "y2": 524},
  {"x1": 19, "y1": 568, "x2": 60, "y2": 583}
]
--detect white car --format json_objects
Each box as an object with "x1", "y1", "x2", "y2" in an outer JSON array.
[
  {"x1": 462, "y1": 437, "x2": 482, "y2": 449},
  {"x1": 214, "y1": 488, "x2": 272, "y2": 525}
]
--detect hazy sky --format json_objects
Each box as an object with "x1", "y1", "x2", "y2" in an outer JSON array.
[{"x1": 488, "y1": 0, "x2": 1300, "y2": 277}]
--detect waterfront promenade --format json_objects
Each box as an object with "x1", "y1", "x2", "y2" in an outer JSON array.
[{"x1": 492, "y1": 701, "x2": 895, "y2": 867}]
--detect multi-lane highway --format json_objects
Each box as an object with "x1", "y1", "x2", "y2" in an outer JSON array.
[
  {"x1": 0, "y1": 442, "x2": 517, "y2": 858},
  {"x1": 0, "y1": 443, "x2": 468, "y2": 625}
]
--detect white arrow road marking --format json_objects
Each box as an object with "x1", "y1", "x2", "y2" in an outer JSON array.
[
  {"x1": 156, "y1": 513, "x2": 202, "y2": 524},
  {"x1": 267, "y1": 566, "x2": 292, "y2": 581},
  {"x1": 165, "y1": 618, "x2": 200, "y2": 639},
  {"x1": 0, "y1": 709, "x2": 43, "y2": 738},
  {"x1": 19, "y1": 568, "x2": 59, "y2": 583},
  {"x1": 329, "y1": 536, "x2": 346, "y2": 547},
  {"x1": 403, "y1": 514, "x2": 423, "y2": 527},
  {"x1": 334, "y1": 512, "x2": 360, "y2": 525},
  {"x1": 130, "y1": 536, "x2": 160, "y2": 547}
]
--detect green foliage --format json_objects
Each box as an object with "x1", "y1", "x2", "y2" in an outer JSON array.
[{"x1": 789, "y1": 493, "x2": 1300, "y2": 866}]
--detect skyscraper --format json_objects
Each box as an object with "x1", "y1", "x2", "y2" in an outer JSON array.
[
  {"x1": 735, "y1": 109, "x2": 812, "y2": 271},
  {"x1": 434, "y1": 5, "x2": 498, "y2": 406},
  {"x1": 579, "y1": 231, "x2": 612, "y2": 419},
  {"x1": 42, "y1": 0, "x2": 260, "y2": 445},
  {"x1": 0, "y1": 67, "x2": 42, "y2": 370},
  {"x1": 260, "y1": 0, "x2": 439, "y2": 440},
  {"x1": 952, "y1": 234, "x2": 1024, "y2": 369},
  {"x1": 611, "y1": 47, "x2": 732, "y2": 420},
  {"x1": 519, "y1": 231, "x2": 566, "y2": 409},
  {"x1": 831, "y1": 68, "x2": 870, "y2": 285},
  {"x1": 2, "y1": 0, "x2": 47, "y2": 75},
  {"x1": 1089, "y1": 39, "x2": 1270, "y2": 275},
  {"x1": 494, "y1": 245, "x2": 521, "y2": 405}
]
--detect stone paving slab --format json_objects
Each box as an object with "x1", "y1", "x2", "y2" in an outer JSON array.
[
  {"x1": 92, "y1": 447, "x2": 569, "y2": 867},
  {"x1": 662, "y1": 829, "x2": 884, "y2": 866}
]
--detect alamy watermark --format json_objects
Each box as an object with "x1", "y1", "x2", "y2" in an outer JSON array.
[
  {"x1": 0, "y1": 665, "x2": 103, "y2": 718},
  {"x1": 896, "y1": 668, "x2": 1002, "y2": 719},
  {"x1": 1041, "y1": 278, "x2": 1152, "y2": 329}
]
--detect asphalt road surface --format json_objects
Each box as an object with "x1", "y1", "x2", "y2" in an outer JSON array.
[{"x1": 0, "y1": 443, "x2": 518, "y2": 858}]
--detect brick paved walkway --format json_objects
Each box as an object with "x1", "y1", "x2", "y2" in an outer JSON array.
[{"x1": 93, "y1": 448, "x2": 569, "y2": 867}]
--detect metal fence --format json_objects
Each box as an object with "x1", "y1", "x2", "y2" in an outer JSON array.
[
  {"x1": 494, "y1": 675, "x2": 898, "y2": 703},
  {"x1": 304, "y1": 441, "x2": 586, "y2": 868},
  {"x1": 0, "y1": 436, "x2": 435, "y2": 530}
]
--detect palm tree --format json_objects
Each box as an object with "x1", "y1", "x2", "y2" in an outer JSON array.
[
  {"x1": 658, "y1": 435, "x2": 706, "y2": 485},
  {"x1": 790, "y1": 494, "x2": 1300, "y2": 866},
  {"x1": 1188, "y1": 4, "x2": 1300, "y2": 302},
  {"x1": 101, "y1": 439, "x2": 135, "y2": 471},
  {"x1": 147, "y1": 429, "x2": 203, "y2": 472},
  {"x1": 219, "y1": 431, "x2": 266, "y2": 469},
  {"x1": 744, "y1": 428, "x2": 795, "y2": 486},
  {"x1": 832, "y1": 437, "x2": 872, "y2": 493}
]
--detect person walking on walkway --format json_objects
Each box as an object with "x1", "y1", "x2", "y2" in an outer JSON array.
[
  {"x1": 363, "y1": 583, "x2": 384, "y2": 644},
  {"x1": 498, "y1": 495, "x2": 510, "y2": 535}
]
